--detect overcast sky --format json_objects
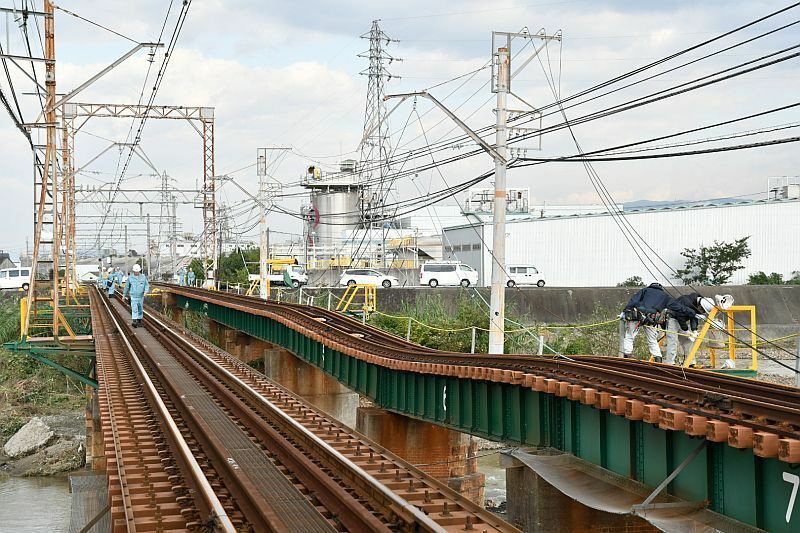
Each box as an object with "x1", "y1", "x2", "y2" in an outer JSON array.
[{"x1": 0, "y1": 0, "x2": 797, "y2": 259}]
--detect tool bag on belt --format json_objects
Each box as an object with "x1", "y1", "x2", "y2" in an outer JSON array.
[{"x1": 625, "y1": 307, "x2": 666, "y2": 327}]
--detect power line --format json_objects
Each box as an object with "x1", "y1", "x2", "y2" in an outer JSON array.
[
  {"x1": 532, "y1": 39, "x2": 800, "y2": 367},
  {"x1": 94, "y1": 0, "x2": 190, "y2": 249},
  {"x1": 53, "y1": 4, "x2": 139, "y2": 44}
]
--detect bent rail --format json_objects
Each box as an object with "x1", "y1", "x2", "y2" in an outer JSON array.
[{"x1": 160, "y1": 284, "x2": 800, "y2": 532}]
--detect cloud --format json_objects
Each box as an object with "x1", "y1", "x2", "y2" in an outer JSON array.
[{"x1": 0, "y1": 1, "x2": 798, "y2": 258}]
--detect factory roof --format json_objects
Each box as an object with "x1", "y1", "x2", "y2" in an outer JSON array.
[{"x1": 443, "y1": 196, "x2": 800, "y2": 231}]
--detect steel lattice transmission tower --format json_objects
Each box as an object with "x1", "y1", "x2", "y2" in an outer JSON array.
[{"x1": 358, "y1": 20, "x2": 400, "y2": 227}]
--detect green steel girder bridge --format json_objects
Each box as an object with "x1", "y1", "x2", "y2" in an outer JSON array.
[{"x1": 161, "y1": 285, "x2": 800, "y2": 533}]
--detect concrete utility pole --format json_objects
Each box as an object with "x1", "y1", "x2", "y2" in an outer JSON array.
[
  {"x1": 146, "y1": 213, "x2": 151, "y2": 277},
  {"x1": 488, "y1": 46, "x2": 510, "y2": 355},
  {"x1": 124, "y1": 225, "x2": 128, "y2": 274},
  {"x1": 388, "y1": 29, "x2": 559, "y2": 354}
]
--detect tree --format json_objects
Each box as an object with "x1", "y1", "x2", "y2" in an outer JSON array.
[
  {"x1": 747, "y1": 271, "x2": 784, "y2": 285},
  {"x1": 617, "y1": 276, "x2": 644, "y2": 287},
  {"x1": 188, "y1": 258, "x2": 205, "y2": 281},
  {"x1": 676, "y1": 237, "x2": 751, "y2": 285}
]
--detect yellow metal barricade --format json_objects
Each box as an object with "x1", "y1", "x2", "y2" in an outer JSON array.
[
  {"x1": 335, "y1": 284, "x2": 377, "y2": 316},
  {"x1": 683, "y1": 305, "x2": 758, "y2": 371}
]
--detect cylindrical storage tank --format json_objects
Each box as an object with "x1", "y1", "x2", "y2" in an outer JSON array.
[{"x1": 310, "y1": 188, "x2": 360, "y2": 250}]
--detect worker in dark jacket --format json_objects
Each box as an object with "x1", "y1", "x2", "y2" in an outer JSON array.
[
  {"x1": 665, "y1": 292, "x2": 704, "y2": 364},
  {"x1": 621, "y1": 283, "x2": 697, "y2": 362}
]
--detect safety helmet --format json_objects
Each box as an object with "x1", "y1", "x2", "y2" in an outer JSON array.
[
  {"x1": 107, "y1": 267, "x2": 113, "y2": 273},
  {"x1": 715, "y1": 294, "x2": 734, "y2": 310},
  {"x1": 699, "y1": 297, "x2": 715, "y2": 314},
  {"x1": 132, "y1": 264, "x2": 142, "y2": 273}
]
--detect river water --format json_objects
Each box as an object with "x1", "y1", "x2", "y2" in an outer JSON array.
[{"x1": 0, "y1": 475, "x2": 72, "y2": 533}]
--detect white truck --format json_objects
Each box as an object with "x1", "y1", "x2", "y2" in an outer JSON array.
[{"x1": 248, "y1": 264, "x2": 308, "y2": 288}]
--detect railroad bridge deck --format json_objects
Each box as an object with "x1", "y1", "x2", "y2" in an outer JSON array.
[
  {"x1": 90, "y1": 287, "x2": 513, "y2": 532},
  {"x1": 157, "y1": 284, "x2": 800, "y2": 532}
]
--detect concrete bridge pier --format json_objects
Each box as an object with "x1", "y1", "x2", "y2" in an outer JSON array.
[
  {"x1": 356, "y1": 407, "x2": 485, "y2": 505},
  {"x1": 261, "y1": 347, "x2": 360, "y2": 428},
  {"x1": 84, "y1": 384, "x2": 104, "y2": 470}
]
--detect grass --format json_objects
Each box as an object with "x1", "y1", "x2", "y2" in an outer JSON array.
[
  {"x1": 368, "y1": 293, "x2": 647, "y2": 357},
  {"x1": 0, "y1": 293, "x2": 85, "y2": 442}
]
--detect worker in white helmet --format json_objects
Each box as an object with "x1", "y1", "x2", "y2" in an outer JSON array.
[
  {"x1": 106, "y1": 267, "x2": 118, "y2": 297},
  {"x1": 97, "y1": 266, "x2": 108, "y2": 291},
  {"x1": 665, "y1": 292, "x2": 704, "y2": 365},
  {"x1": 123, "y1": 263, "x2": 150, "y2": 327}
]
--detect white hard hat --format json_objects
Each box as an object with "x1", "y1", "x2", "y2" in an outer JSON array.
[
  {"x1": 715, "y1": 294, "x2": 734, "y2": 310},
  {"x1": 699, "y1": 297, "x2": 715, "y2": 314},
  {"x1": 107, "y1": 267, "x2": 114, "y2": 273},
  {"x1": 132, "y1": 264, "x2": 142, "y2": 272}
]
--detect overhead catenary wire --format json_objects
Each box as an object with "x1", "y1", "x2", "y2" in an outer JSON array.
[
  {"x1": 53, "y1": 4, "x2": 139, "y2": 44},
  {"x1": 94, "y1": 0, "x2": 188, "y2": 249},
  {"x1": 293, "y1": 8, "x2": 800, "y2": 188},
  {"x1": 531, "y1": 38, "x2": 800, "y2": 368}
]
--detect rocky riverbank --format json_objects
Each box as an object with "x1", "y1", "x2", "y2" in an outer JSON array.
[{"x1": 0, "y1": 412, "x2": 85, "y2": 476}]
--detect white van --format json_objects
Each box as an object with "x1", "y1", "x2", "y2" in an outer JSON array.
[
  {"x1": 507, "y1": 265, "x2": 545, "y2": 287},
  {"x1": 0, "y1": 267, "x2": 31, "y2": 291},
  {"x1": 419, "y1": 261, "x2": 479, "y2": 287}
]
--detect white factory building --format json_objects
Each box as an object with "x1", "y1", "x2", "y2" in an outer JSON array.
[{"x1": 441, "y1": 197, "x2": 800, "y2": 287}]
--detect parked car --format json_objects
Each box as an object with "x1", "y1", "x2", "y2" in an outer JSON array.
[
  {"x1": 249, "y1": 264, "x2": 308, "y2": 288},
  {"x1": 0, "y1": 267, "x2": 31, "y2": 291},
  {"x1": 419, "y1": 261, "x2": 479, "y2": 287},
  {"x1": 338, "y1": 269, "x2": 399, "y2": 288},
  {"x1": 506, "y1": 265, "x2": 545, "y2": 287}
]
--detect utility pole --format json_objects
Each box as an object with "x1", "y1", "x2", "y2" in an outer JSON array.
[
  {"x1": 488, "y1": 46, "x2": 509, "y2": 355},
  {"x1": 386, "y1": 29, "x2": 559, "y2": 354},
  {"x1": 146, "y1": 213, "x2": 151, "y2": 277},
  {"x1": 123, "y1": 225, "x2": 128, "y2": 274},
  {"x1": 45, "y1": 0, "x2": 59, "y2": 336},
  {"x1": 256, "y1": 147, "x2": 288, "y2": 299},
  {"x1": 171, "y1": 198, "x2": 177, "y2": 277}
]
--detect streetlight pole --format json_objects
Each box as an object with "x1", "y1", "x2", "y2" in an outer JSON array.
[{"x1": 488, "y1": 46, "x2": 509, "y2": 355}]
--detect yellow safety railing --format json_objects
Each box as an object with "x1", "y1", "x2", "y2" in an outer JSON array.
[
  {"x1": 683, "y1": 305, "x2": 758, "y2": 371},
  {"x1": 336, "y1": 284, "x2": 377, "y2": 316}
]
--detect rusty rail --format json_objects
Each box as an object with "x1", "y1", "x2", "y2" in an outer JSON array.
[
  {"x1": 160, "y1": 285, "x2": 800, "y2": 462},
  {"x1": 95, "y1": 286, "x2": 517, "y2": 531}
]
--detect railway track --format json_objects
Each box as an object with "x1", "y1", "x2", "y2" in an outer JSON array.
[
  {"x1": 159, "y1": 285, "x2": 800, "y2": 462},
  {"x1": 93, "y1": 286, "x2": 515, "y2": 532},
  {"x1": 91, "y1": 288, "x2": 237, "y2": 532}
]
